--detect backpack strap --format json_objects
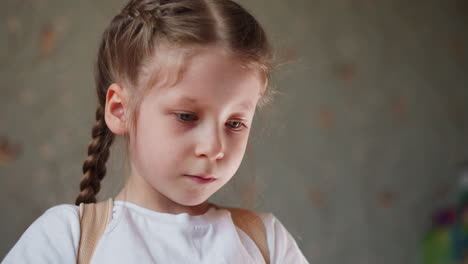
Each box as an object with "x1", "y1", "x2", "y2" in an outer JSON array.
[
  {"x1": 77, "y1": 198, "x2": 113, "y2": 264},
  {"x1": 211, "y1": 203, "x2": 270, "y2": 264}
]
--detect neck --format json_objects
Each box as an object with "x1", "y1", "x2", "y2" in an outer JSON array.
[{"x1": 114, "y1": 170, "x2": 212, "y2": 216}]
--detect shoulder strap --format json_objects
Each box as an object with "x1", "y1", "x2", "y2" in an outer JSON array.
[
  {"x1": 77, "y1": 198, "x2": 113, "y2": 264},
  {"x1": 212, "y1": 204, "x2": 270, "y2": 264}
]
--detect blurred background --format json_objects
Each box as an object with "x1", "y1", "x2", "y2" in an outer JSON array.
[{"x1": 1, "y1": 0, "x2": 468, "y2": 263}]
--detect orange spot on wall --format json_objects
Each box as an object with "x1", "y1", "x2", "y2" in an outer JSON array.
[
  {"x1": 7, "y1": 16, "x2": 21, "y2": 34},
  {"x1": 378, "y1": 191, "x2": 395, "y2": 208},
  {"x1": 319, "y1": 107, "x2": 335, "y2": 131},
  {"x1": 0, "y1": 136, "x2": 22, "y2": 166},
  {"x1": 308, "y1": 188, "x2": 327, "y2": 209},
  {"x1": 450, "y1": 37, "x2": 464, "y2": 58},
  {"x1": 391, "y1": 97, "x2": 408, "y2": 122},
  {"x1": 39, "y1": 143, "x2": 55, "y2": 160},
  {"x1": 332, "y1": 63, "x2": 357, "y2": 86},
  {"x1": 445, "y1": 103, "x2": 462, "y2": 127},
  {"x1": 40, "y1": 24, "x2": 56, "y2": 55}
]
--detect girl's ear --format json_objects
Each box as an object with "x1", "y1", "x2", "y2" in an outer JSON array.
[{"x1": 104, "y1": 83, "x2": 129, "y2": 135}]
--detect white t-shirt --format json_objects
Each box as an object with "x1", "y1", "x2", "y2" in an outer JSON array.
[{"x1": 2, "y1": 200, "x2": 309, "y2": 263}]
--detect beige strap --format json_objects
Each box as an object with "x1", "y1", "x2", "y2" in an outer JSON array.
[
  {"x1": 212, "y1": 204, "x2": 270, "y2": 264},
  {"x1": 77, "y1": 198, "x2": 113, "y2": 264}
]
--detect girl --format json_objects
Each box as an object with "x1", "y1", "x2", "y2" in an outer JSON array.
[{"x1": 3, "y1": 0, "x2": 309, "y2": 263}]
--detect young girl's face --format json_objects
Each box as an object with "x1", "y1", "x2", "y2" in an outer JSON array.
[{"x1": 128, "y1": 48, "x2": 264, "y2": 207}]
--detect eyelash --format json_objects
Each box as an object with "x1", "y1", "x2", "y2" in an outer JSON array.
[{"x1": 174, "y1": 113, "x2": 248, "y2": 131}]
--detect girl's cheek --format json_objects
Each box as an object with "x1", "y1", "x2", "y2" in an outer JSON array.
[
  {"x1": 172, "y1": 121, "x2": 195, "y2": 134},
  {"x1": 158, "y1": 112, "x2": 190, "y2": 133},
  {"x1": 226, "y1": 134, "x2": 248, "y2": 152}
]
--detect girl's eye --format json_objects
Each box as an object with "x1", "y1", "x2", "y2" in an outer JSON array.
[
  {"x1": 175, "y1": 113, "x2": 246, "y2": 131},
  {"x1": 175, "y1": 113, "x2": 198, "y2": 122},
  {"x1": 226, "y1": 120, "x2": 247, "y2": 131}
]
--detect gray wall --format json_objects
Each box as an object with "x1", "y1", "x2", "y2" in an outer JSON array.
[{"x1": 1, "y1": 0, "x2": 468, "y2": 263}]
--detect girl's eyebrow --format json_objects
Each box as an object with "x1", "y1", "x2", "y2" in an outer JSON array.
[
  {"x1": 175, "y1": 96, "x2": 254, "y2": 110},
  {"x1": 237, "y1": 101, "x2": 254, "y2": 110},
  {"x1": 176, "y1": 96, "x2": 197, "y2": 104}
]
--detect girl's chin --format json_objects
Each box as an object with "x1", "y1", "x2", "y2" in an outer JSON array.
[
  {"x1": 170, "y1": 198, "x2": 214, "y2": 215},
  {"x1": 176, "y1": 196, "x2": 211, "y2": 207}
]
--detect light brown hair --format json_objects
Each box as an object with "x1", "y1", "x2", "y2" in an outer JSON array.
[{"x1": 75, "y1": 0, "x2": 277, "y2": 205}]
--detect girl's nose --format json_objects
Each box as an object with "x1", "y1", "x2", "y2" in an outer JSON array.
[{"x1": 194, "y1": 126, "x2": 225, "y2": 161}]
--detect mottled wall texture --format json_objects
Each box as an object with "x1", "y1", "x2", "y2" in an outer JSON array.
[{"x1": 1, "y1": 0, "x2": 467, "y2": 263}]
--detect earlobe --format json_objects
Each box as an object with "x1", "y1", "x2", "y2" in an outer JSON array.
[{"x1": 104, "y1": 83, "x2": 128, "y2": 135}]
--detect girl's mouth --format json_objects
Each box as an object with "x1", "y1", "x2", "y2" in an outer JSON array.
[{"x1": 184, "y1": 174, "x2": 216, "y2": 184}]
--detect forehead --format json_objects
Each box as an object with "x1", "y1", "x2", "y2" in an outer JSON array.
[{"x1": 149, "y1": 48, "x2": 264, "y2": 108}]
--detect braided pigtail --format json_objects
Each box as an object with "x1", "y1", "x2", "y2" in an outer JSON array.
[{"x1": 75, "y1": 106, "x2": 115, "y2": 205}]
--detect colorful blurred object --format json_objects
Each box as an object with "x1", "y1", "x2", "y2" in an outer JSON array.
[
  {"x1": 423, "y1": 208, "x2": 457, "y2": 264},
  {"x1": 423, "y1": 164, "x2": 468, "y2": 264}
]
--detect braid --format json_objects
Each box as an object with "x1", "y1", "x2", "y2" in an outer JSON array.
[
  {"x1": 75, "y1": 105, "x2": 115, "y2": 205},
  {"x1": 121, "y1": 0, "x2": 192, "y2": 22}
]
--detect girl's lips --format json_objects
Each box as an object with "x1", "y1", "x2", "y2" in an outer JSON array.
[{"x1": 184, "y1": 174, "x2": 216, "y2": 183}]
